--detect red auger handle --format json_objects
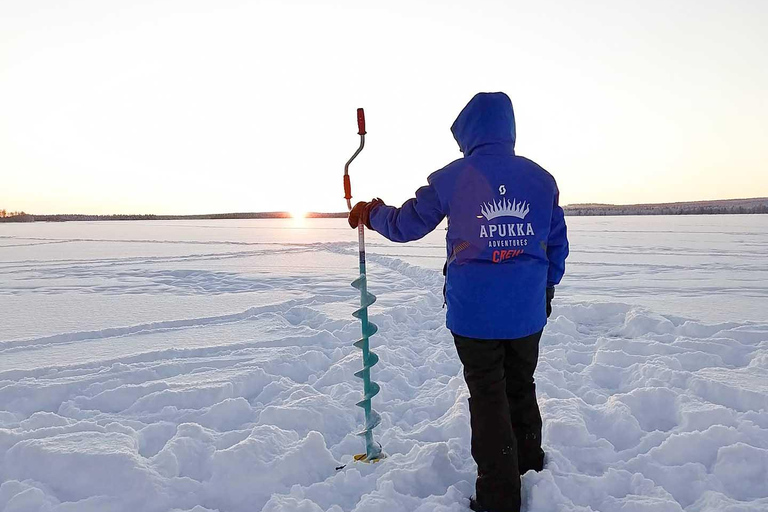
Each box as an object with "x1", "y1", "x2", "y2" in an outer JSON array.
[
  {"x1": 343, "y1": 174, "x2": 352, "y2": 201},
  {"x1": 357, "y1": 108, "x2": 366, "y2": 135}
]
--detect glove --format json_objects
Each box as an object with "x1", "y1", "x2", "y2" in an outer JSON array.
[
  {"x1": 348, "y1": 198, "x2": 384, "y2": 229},
  {"x1": 546, "y1": 287, "x2": 555, "y2": 318}
]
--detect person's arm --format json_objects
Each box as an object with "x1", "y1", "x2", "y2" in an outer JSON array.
[
  {"x1": 547, "y1": 186, "x2": 569, "y2": 289},
  {"x1": 368, "y1": 183, "x2": 445, "y2": 243}
]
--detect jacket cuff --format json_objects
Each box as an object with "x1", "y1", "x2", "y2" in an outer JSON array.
[{"x1": 365, "y1": 199, "x2": 385, "y2": 230}]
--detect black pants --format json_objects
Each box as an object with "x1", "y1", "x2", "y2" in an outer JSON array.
[{"x1": 453, "y1": 330, "x2": 545, "y2": 512}]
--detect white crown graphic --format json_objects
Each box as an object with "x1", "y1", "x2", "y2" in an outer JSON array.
[{"x1": 480, "y1": 198, "x2": 530, "y2": 220}]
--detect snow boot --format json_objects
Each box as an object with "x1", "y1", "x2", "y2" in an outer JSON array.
[
  {"x1": 469, "y1": 496, "x2": 486, "y2": 512},
  {"x1": 516, "y1": 431, "x2": 545, "y2": 473},
  {"x1": 469, "y1": 496, "x2": 518, "y2": 512}
]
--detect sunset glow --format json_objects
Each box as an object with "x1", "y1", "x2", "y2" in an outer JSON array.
[{"x1": 0, "y1": 1, "x2": 766, "y2": 215}]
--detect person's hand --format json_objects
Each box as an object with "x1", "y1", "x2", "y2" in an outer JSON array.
[
  {"x1": 348, "y1": 198, "x2": 384, "y2": 229},
  {"x1": 546, "y1": 287, "x2": 555, "y2": 318}
]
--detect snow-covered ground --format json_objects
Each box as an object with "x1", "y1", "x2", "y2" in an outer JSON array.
[{"x1": 0, "y1": 215, "x2": 767, "y2": 512}]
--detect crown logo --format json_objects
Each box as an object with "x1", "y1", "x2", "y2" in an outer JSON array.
[{"x1": 480, "y1": 198, "x2": 530, "y2": 220}]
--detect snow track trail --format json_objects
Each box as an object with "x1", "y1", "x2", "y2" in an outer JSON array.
[{"x1": 1, "y1": 218, "x2": 767, "y2": 512}]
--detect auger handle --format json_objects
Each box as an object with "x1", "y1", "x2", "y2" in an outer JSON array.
[
  {"x1": 344, "y1": 107, "x2": 367, "y2": 211},
  {"x1": 357, "y1": 108, "x2": 366, "y2": 135},
  {"x1": 344, "y1": 175, "x2": 352, "y2": 202}
]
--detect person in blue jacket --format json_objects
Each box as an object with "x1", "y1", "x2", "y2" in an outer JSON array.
[{"x1": 349, "y1": 92, "x2": 568, "y2": 512}]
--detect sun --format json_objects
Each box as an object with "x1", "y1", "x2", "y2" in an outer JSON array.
[{"x1": 290, "y1": 210, "x2": 308, "y2": 219}]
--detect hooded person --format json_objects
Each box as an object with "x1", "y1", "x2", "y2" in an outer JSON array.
[{"x1": 348, "y1": 92, "x2": 569, "y2": 512}]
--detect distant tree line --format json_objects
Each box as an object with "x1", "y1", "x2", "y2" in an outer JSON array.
[
  {"x1": 2, "y1": 198, "x2": 766, "y2": 223},
  {"x1": 0, "y1": 209, "x2": 28, "y2": 219},
  {"x1": 564, "y1": 199, "x2": 768, "y2": 216}
]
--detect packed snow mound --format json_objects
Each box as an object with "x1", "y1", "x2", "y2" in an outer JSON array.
[{"x1": 1, "y1": 231, "x2": 767, "y2": 511}]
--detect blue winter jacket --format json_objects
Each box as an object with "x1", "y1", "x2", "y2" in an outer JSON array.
[{"x1": 369, "y1": 92, "x2": 569, "y2": 339}]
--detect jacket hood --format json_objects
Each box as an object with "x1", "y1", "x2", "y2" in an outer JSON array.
[{"x1": 450, "y1": 92, "x2": 516, "y2": 155}]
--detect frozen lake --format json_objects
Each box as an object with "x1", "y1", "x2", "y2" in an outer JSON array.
[
  {"x1": 1, "y1": 215, "x2": 767, "y2": 512},
  {"x1": 2, "y1": 215, "x2": 766, "y2": 344}
]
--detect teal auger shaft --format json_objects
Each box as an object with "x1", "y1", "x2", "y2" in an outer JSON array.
[
  {"x1": 351, "y1": 227, "x2": 382, "y2": 460},
  {"x1": 344, "y1": 108, "x2": 382, "y2": 462}
]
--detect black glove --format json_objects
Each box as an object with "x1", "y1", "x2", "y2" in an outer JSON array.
[
  {"x1": 348, "y1": 198, "x2": 384, "y2": 229},
  {"x1": 546, "y1": 287, "x2": 555, "y2": 318}
]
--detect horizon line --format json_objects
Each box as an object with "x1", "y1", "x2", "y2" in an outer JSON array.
[{"x1": 3, "y1": 195, "x2": 768, "y2": 218}]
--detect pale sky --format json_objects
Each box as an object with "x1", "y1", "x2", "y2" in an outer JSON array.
[{"x1": 1, "y1": 0, "x2": 767, "y2": 215}]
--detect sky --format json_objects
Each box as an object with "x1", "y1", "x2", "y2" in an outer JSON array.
[{"x1": 1, "y1": 0, "x2": 767, "y2": 215}]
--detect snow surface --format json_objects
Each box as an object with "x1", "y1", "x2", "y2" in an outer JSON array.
[{"x1": 1, "y1": 216, "x2": 767, "y2": 512}]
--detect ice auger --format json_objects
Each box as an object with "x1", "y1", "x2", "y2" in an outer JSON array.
[{"x1": 343, "y1": 108, "x2": 384, "y2": 463}]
